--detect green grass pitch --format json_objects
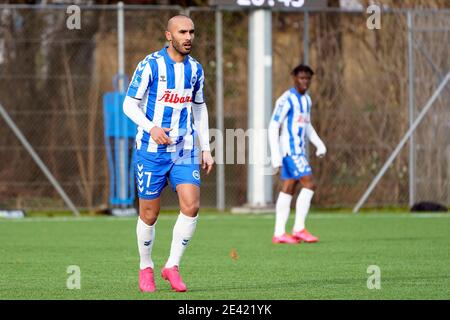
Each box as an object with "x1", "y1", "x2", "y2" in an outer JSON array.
[{"x1": 0, "y1": 212, "x2": 449, "y2": 300}]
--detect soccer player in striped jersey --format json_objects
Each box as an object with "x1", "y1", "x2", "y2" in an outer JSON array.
[
  {"x1": 123, "y1": 15, "x2": 214, "y2": 292},
  {"x1": 268, "y1": 64, "x2": 326, "y2": 244}
]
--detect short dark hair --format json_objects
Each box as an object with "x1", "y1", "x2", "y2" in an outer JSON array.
[{"x1": 291, "y1": 64, "x2": 314, "y2": 76}]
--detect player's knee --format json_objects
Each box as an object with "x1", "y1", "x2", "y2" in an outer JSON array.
[
  {"x1": 140, "y1": 206, "x2": 159, "y2": 225},
  {"x1": 304, "y1": 182, "x2": 316, "y2": 191},
  {"x1": 181, "y1": 201, "x2": 199, "y2": 217},
  {"x1": 281, "y1": 182, "x2": 297, "y2": 195},
  {"x1": 281, "y1": 186, "x2": 295, "y2": 195}
]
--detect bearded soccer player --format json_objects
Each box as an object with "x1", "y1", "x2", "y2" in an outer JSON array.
[
  {"x1": 123, "y1": 15, "x2": 214, "y2": 292},
  {"x1": 268, "y1": 64, "x2": 326, "y2": 244}
]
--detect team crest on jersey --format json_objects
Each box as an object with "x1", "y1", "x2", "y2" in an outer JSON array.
[
  {"x1": 191, "y1": 75, "x2": 197, "y2": 87},
  {"x1": 192, "y1": 170, "x2": 200, "y2": 180}
]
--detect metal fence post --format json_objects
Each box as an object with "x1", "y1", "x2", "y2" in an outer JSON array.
[
  {"x1": 247, "y1": 9, "x2": 272, "y2": 208},
  {"x1": 303, "y1": 10, "x2": 309, "y2": 65},
  {"x1": 303, "y1": 10, "x2": 310, "y2": 159},
  {"x1": 407, "y1": 10, "x2": 416, "y2": 208},
  {"x1": 118, "y1": 2, "x2": 125, "y2": 93},
  {"x1": 215, "y1": 9, "x2": 225, "y2": 211},
  {"x1": 117, "y1": 1, "x2": 127, "y2": 204}
]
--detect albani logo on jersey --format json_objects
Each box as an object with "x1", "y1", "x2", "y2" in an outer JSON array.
[{"x1": 158, "y1": 90, "x2": 192, "y2": 104}]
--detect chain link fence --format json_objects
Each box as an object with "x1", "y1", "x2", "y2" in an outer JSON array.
[
  {"x1": 0, "y1": 5, "x2": 448, "y2": 212},
  {"x1": 411, "y1": 10, "x2": 450, "y2": 208}
]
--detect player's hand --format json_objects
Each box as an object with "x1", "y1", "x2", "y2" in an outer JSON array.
[
  {"x1": 272, "y1": 166, "x2": 281, "y2": 175},
  {"x1": 150, "y1": 127, "x2": 173, "y2": 145},
  {"x1": 271, "y1": 157, "x2": 282, "y2": 175},
  {"x1": 316, "y1": 145, "x2": 327, "y2": 158},
  {"x1": 201, "y1": 151, "x2": 214, "y2": 175}
]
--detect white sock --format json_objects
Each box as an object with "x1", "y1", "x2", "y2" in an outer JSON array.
[
  {"x1": 274, "y1": 192, "x2": 293, "y2": 237},
  {"x1": 294, "y1": 188, "x2": 315, "y2": 232},
  {"x1": 165, "y1": 212, "x2": 198, "y2": 268},
  {"x1": 136, "y1": 217, "x2": 155, "y2": 270}
]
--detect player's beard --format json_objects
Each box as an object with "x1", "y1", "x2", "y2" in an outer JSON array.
[{"x1": 172, "y1": 39, "x2": 192, "y2": 56}]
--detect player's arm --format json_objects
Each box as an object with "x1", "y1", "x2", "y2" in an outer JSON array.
[
  {"x1": 192, "y1": 66, "x2": 214, "y2": 174},
  {"x1": 268, "y1": 97, "x2": 290, "y2": 169},
  {"x1": 306, "y1": 123, "x2": 326, "y2": 158},
  {"x1": 123, "y1": 61, "x2": 171, "y2": 145},
  {"x1": 123, "y1": 96, "x2": 154, "y2": 132}
]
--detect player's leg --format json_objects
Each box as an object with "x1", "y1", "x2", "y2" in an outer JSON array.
[
  {"x1": 273, "y1": 179, "x2": 299, "y2": 244},
  {"x1": 293, "y1": 174, "x2": 319, "y2": 243},
  {"x1": 161, "y1": 184, "x2": 199, "y2": 292},
  {"x1": 135, "y1": 151, "x2": 169, "y2": 292},
  {"x1": 273, "y1": 156, "x2": 301, "y2": 244},
  {"x1": 137, "y1": 197, "x2": 160, "y2": 269},
  {"x1": 167, "y1": 184, "x2": 199, "y2": 268},
  {"x1": 161, "y1": 152, "x2": 201, "y2": 292}
]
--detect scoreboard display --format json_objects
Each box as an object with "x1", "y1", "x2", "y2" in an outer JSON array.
[{"x1": 210, "y1": 0, "x2": 328, "y2": 9}]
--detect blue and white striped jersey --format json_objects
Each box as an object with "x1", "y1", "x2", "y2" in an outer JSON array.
[
  {"x1": 270, "y1": 87, "x2": 312, "y2": 156},
  {"x1": 126, "y1": 47, "x2": 205, "y2": 153}
]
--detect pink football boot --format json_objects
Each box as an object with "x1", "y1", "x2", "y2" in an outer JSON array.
[
  {"x1": 292, "y1": 229, "x2": 319, "y2": 243},
  {"x1": 161, "y1": 266, "x2": 187, "y2": 292},
  {"x1": 139, "y1": 267, "x2": 156, "y2": 292},
  {"x1": 272, "y1": 233, "x2": 301, "y2": 244}
]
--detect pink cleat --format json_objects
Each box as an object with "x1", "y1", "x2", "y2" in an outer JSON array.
[
  {"x1": 161, "y1": 266, "x2": 187, "y2": 292},
  {"x1": 272, "y1": 233, "x2": 300, "y2": 244},
  {"x1": 139, "y1": 267, "x2": 156, "y2": 293},
  {"x1": 292, "y1": 229, "x2": 319, "y2": 243}
]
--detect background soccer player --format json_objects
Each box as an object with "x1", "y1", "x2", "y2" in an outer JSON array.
[
  {"x1": 123, "y1": 15, "x2": 214, "y2": 292},
  {"x1": 268, "y1": 64, "x2": 326, "y2": 244}
]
